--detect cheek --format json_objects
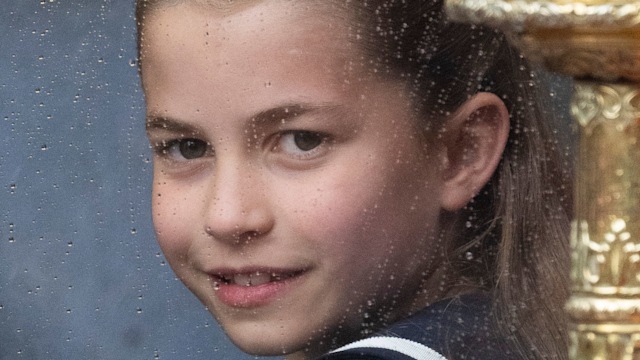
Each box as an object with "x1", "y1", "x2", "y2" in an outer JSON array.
[
  {"x1": 284, "y1": 155, "x2": 442, "y2": 270},
  {"x1": 151, "y1": 176, "x2": 199, "y2": 261},
  {"x1": 281, "y1": 165, "x2": 413, "y2": 257}
]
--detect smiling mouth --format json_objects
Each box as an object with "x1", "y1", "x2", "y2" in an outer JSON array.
[{"x1": 213, "y1": 271, "x2": 304, "y2": 287}]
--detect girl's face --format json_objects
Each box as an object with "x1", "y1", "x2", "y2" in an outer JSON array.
[{"x1": 142, "y1": 1, "x2": 449, "y2": 358}]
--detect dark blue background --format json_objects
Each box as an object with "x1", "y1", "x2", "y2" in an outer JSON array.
[{"x1": 0, "y1": 1, "x2": 273, "y2": 358}]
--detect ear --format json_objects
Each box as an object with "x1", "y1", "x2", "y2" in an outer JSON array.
[{"x1": 439, "y1": 92, "x2": 509, "y2": 211}]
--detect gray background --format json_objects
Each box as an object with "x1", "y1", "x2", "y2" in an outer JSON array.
[
  {"x1": 0, "y1": 1, "x2": 273, "y2": 359},
  {"x1": 0, "y1": 1, "x2": 573, "y2": 359}
]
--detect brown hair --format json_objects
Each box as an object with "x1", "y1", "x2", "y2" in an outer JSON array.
[{"x1": 136, "y1": 0, "x2": 571, "y2": 358}]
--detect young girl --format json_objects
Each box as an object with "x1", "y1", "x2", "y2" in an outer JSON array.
[{"x1": 136, "y1": 0, "x2": 571, "y2": 358}]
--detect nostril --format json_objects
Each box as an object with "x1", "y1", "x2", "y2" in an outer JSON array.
[{"x1": 204, "y1": 225, "x2": 266, "y2": 245}]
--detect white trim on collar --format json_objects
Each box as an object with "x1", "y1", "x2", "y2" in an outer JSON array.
[{"x1": 330, "y1": 336, "x2": 447, "y2": 360}]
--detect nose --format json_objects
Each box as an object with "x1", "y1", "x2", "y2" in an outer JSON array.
[{"x1": 203, "y1": 160, "x2": 274, "y2": 244}]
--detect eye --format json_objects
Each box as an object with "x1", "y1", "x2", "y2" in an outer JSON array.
[
  {"x1": 277, "y1": 131, "x2": 327, "y2": 157},
  {"x1": 156, "y1": 138, "x2": 209, "y2": 161}
]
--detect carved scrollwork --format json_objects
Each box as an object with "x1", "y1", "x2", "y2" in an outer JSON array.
[
  {"x1": 569, "y1": 329, "x2": 640, "y2": 360},
  {"x1": 571, "y1": 83, "x2": 640, "y2": 128},
  {"x1": 571, "y1": 219, "x2": 640, "y2": 295},
  {"x1": 446, "y1": 0, "x2": 640, "y2": 32},
  {"x1": 569, "y1": 218, "x2": 640, "y2": 357},
  {"x1": 566, "y1": 296, "x2": 640, "y2": 322}
]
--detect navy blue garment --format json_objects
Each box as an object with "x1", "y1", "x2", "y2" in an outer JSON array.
[{"x1": 317, "y1": 293, "x2": 519, "y2": 360}]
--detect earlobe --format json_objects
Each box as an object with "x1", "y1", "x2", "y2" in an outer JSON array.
[{"x1": 439, "y1": 92, "x2": 509, "y2": 211}]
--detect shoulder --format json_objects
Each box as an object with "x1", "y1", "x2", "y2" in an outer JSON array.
[{"x1": 317, "y1": 293, "x2": 520, "y2": 360}]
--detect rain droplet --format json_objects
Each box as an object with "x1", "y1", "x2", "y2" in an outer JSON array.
[{"x1": 465, "y1": 251, "x2": 474, "y2": 260}]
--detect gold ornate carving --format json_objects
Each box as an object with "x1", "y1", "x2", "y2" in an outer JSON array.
[
  {"x1": 513, "y1": 34, "x2": 640, "y2": 81},
  {"x1": 446, "y1": 1, "x2": 640, "y2": 81},
  {"x1": 570, "y1": 83, "x2": 640, "y2": 294},
  {"x1": 571, "y1": 217, "x2": 640, "y2": 295},
  {"x1": 565, "y1": 81, "x2": 640, "y2": 359},
  {"x1": 566, "y1": 296, "x2": 640, "y2": 322},
  {"x1": 569, "y1": 329, "x2": 640, "y2": 360},
  {"x1": 571, "y1": 83, "x2": 640, "y2": 132},
  {"x1": 446, "y1": 0, "x2": 640, "y2": 32}
]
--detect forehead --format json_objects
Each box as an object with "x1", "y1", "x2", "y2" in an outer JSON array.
[
  {"x1": 140, "y1": 0, "x2": 347, "y2": 48},
  {"x1": 140, "y1": 1, "x2": 354, "y2": 76},
  {"x1": 139, "y1": 0, "x2": 371, "y2": 121}
]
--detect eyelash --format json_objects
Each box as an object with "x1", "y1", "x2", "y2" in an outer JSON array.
[
  {"x1": 152, "y1": 130, "x2": 331, "y2": 163},
  {"x1": 274, "y1": 131, "x2": 331, "y2": 160},
  {"x1": 153, "y1": 138, "x2": 211, "y2": 162}
]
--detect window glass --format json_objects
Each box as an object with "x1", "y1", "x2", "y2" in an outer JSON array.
[{"x1": 0, "y1": 1, "x2": 573, "y2": 359}]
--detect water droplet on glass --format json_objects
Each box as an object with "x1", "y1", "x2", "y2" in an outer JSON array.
[{"x1": 465, "y1": 251, "x2": 474, "y2": 260}]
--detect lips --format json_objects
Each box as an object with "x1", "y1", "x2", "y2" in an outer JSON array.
[{"x1": 209, "y1": 268, "x2": 307, "y2": 308}]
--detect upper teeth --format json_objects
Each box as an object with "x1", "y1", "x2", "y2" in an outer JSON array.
[{"x1": 233, "y1": 272, "x2": 272, "y2": 287}]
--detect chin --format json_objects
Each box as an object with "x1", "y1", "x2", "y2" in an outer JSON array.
[
  {"x1": 224, "y1": 322, "x2": 336, "y2": 359},
  {"x1": 228, "y1": 335, "x2": 302, "y2": 358}
]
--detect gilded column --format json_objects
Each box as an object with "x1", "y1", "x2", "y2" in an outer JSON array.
[{"x1": 445, "y1": 1, "x2": 640, "y2": 359}]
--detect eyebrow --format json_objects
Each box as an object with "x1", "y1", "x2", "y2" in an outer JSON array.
[
  {"x1": 145, "y1": 116, "x2": 204, "y2": 134},
  {"x1": 250, "y1": 103, "x2": 341, "y2": 125},
  {"x1": 146, "y1": 103, "x2": 343, "y2": 133}
]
